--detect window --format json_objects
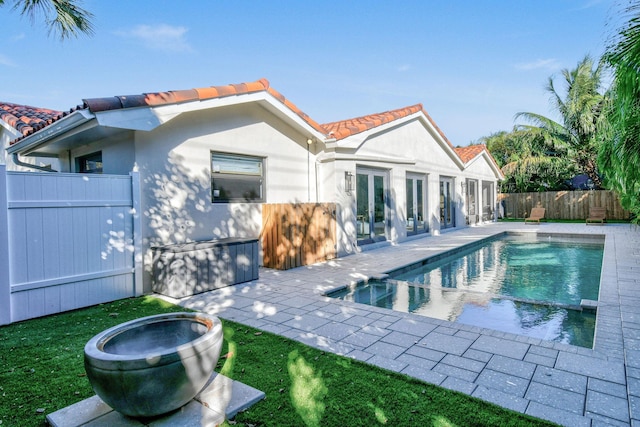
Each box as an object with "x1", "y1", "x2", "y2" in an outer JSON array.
[
  {"x1": 211, "y1": 152, "x2": 264, "y2": 202},
  {"x1": 77, "y1": 152, "x2": 103, "y2": 174}
]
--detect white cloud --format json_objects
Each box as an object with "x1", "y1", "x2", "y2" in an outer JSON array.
[
  {"x1": 11, "y1": 33, "x2": 25, "y2": 42},
  {"x1": 514, "y1": 58, "x2": 561, "y2": 71},
  {"x1": 397, "y1": 64, "x2": 411, "y2": 72},
  {"x1": 115, "y1": 24, "x2": 194, "y2": 53},
  {"x1": 0, "y1": 53, "x2": 16, "y2": 67}
]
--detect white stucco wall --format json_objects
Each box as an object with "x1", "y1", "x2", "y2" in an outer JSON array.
[
  {"x1": 133, "y1": 103, "x2": 319, "y2": 261},
  {"x1": 69, "y1": 134, "x2": 136, "y2": 175},
  {"x1": 323, "y1": 117, "x2": 468, "y2": 255}
]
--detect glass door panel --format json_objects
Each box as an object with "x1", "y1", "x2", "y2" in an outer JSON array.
[
  {"x1": 440, "y1": 177, "x2": 455, "y2": 229},
  {"x1": 482, "y1": 181, "x2": 493, "y2": 221},
  {"x1": 356, "y1": 173, "x2": 369, "y2": 239},
  {"x1": 406, "y1": 179, "x2": 414, "y2": 233},
  {"x1": 373, "y1": 175, "x2": 385, "y2": 238},
  {"x1": 416, "y1": 180, "x2": 426, "y2": 231},
  {"x1": 406, "y1": 175, "x2": 427, "y2": 234},
  {"x1": 467, "y1": 180, "x2": 477, "y2": 225}
]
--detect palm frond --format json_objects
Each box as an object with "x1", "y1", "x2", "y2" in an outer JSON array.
[{"x1": 8, "y1": 0, "x2": 93, "y2": 39}]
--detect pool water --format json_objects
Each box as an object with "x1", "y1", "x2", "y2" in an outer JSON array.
[{"x1": 329, "y1": 233, "x2": 603, "y2": 348}]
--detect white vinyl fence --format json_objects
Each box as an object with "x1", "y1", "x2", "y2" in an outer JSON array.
[{"x1": 0, "y1": 165, "x2": 142, "y2": 325}]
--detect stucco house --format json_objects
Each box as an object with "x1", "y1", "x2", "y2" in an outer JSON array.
[{"x1": 1, "y1": 78, "x2": 503, "y2": 299}]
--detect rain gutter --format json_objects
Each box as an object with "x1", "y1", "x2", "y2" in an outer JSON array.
[
  {"x1": 11, "y1": 153, "x2": 57, "y2": 172},
  {"x1": 6, "y1": 109, "x2": 95, "y2": 156}
]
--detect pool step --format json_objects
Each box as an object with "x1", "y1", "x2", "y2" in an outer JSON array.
[{"x1": 581, "y1": 299, "x2": 598, "y2": 312}]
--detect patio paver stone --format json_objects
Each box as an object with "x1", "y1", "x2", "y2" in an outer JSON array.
[{"x1": 161, "y1": 223, "x2": 640, "y2": 426}]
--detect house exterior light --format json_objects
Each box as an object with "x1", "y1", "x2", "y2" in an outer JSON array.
[{"x1": 345, "y1": 171, "x2": 355, "y2": 194}]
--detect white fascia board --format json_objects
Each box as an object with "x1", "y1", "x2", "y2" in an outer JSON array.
[
  {"x1": 259, "y1": 92, "x2": 328, "y2": 142},
  {"x1": 6, "y1": 109, "x2": 95, "y2": 155}
]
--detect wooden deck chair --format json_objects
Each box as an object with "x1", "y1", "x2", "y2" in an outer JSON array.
[
  {"x1": 586, "y1": 207, "x2": 606, "y2": 225},
  {"x1": 524, "y1": 207, "x2": 546, "y2": 224}
]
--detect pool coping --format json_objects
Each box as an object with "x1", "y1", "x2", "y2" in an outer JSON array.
[{"x1": 167, "y1": 222, "x2": 638, "y2": 426}]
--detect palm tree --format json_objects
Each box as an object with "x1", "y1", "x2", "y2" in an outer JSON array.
[
  {"x1": 0, "y1": 0, "x2": 94, "y2": 40},
  {"x1": 482, "y1": 128, "x2": 574, "y2": 192},
  {"x1": 515, "y1": 56, "x2": 607, "y2": 189},
  {"x1": 599, "y1": 1, "x2": 640, "y2": 220}
]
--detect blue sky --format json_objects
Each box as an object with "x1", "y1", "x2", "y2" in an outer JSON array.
[{"x1": 0, "y1": 0, "x2": 617, "y2": 145}]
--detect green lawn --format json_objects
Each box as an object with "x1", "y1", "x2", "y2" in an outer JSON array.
[{"x1": 0, "y1": 297, "x2": 557, "y2": 427}]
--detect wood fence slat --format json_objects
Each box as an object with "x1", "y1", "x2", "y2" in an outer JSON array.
[{"x1": 499, "y1": 190, "x2": 630, "y2": 220}]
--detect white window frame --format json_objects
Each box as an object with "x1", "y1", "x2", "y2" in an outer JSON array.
[{"x1": 211, "y1": 152, "x2": 265, "y2": 203}]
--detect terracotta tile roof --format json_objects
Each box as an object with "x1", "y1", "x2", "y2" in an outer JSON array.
[
  {"x1": 455, "y1": 143, "x2": 503, "y2": 178},
  {"x1": 455, "y1": 144, "x2": 487, "y2": 163},
  {"x1": 82, "y1": 78, "x2": 327, "y2": 135},
  {"x1": 321, "y1": 104, "x2": 456, "y2": 151},
  {"x1": 4, "y1": 79, "x2": 327, "y2": 146},
  {"x1": 322, "y1": 104, "x2": 423, "y2": 141},
  {"x1": 0, "y1": 102, "x2": 68, "y2": 139},
  {"x1": 2, "y1": 79, "x2": 460, "y2": 158}
]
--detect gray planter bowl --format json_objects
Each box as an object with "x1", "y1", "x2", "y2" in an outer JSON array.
[{"x1": 84, "y1": 312, "x2": 223, "y2": 418}]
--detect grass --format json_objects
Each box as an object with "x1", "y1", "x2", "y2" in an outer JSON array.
[{"x1": 0, "y1": 297, "x2": 558, "y2": 427}]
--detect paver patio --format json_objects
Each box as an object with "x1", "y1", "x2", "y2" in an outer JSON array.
[{"x1": 167, "y1": 222, "x2": 640, "y2": 426}]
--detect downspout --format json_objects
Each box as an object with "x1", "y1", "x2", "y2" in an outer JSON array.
[
  {"x1": 12, "y1": 153, "x2": 57, "y2": 172},
  {"x1": 315, "y1": 159, "x2": 320, "y2": 202}
]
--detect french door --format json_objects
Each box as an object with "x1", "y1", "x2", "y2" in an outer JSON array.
[
  {"x1": 356, "y1": 168, "x2": 388, "y2": 242},
  {"x1": 406, "y1": 174, "x2": 427, "y2": 235},
  {"x1": 466, "y1": 179, "x2": 478, "y2": 225},
  {"x1": 482, "y1": 181, "x2": 494, "y2": 221},
  {"x1": 440, "y1": 177, "x2": 455, "y2": 229}
]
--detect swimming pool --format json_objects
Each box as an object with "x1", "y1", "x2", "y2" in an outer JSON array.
[{"x1": 328, "y1": 233, "x2": 604, "y2": 348}]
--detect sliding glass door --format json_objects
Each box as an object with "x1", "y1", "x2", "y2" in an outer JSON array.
[{"x1": 356, "y1": 168, "x2": 388, "y2": 242}]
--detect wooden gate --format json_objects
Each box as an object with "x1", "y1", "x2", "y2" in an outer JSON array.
[{"x1": 261, "y1": 203, "x2": 336, "y2": 270}]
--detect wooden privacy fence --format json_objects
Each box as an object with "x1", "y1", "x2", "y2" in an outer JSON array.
[
  {"x1": 498, "y1": 190, "x2": 631, "y2": 220},
  {"x1": 261, "y1": 203, "x2": 337, "y2": 270}
]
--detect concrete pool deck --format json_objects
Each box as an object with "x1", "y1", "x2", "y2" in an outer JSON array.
[{"x1": 168, "y1": 222, "x2": 639, "y2": 426}]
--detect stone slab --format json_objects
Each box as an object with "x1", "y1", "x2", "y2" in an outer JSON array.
[{"x1": 46, "y1": 374, "x2": 264, "y2": 427}]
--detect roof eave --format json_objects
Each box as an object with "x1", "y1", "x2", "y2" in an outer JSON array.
[
  {"x1": 90, "y1": 90, "x2": 328, "y2": 143},
  {"x1": 6, "y1": 109, "x2": 95, "y2": 155},
  {"x1": 258, "y1": 91, "x2": 328, "y2": 143}
]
